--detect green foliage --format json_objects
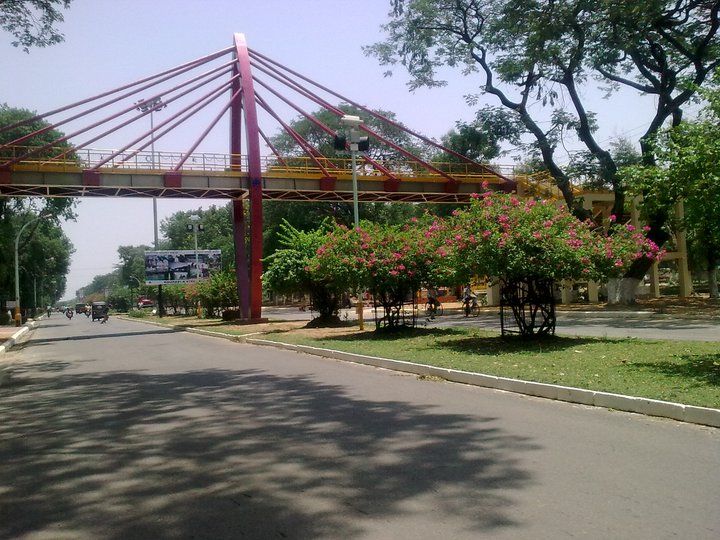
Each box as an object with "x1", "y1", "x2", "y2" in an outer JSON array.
[
  {"x1": 183, "y1": 270, "x2": 238, "y2": 318},
  {"x1": 0, "y1": 105, "x2": 76, "y2": 308},
  {"x1": 622, "y1": 80, "x2": 720, "y2": 295},
  {"x1": 127, "y1": 309, "x2": 147, "y2": 319},
  {"x1": 161, "y1": 204, "x2": 235, "y2": 270},
  {"x1": 307, "y1": 190, "x2": 659, "y2": 329},
  {"x1": 263, "y1": 220, "x2": 342, "y2": 321},
  {"x1": 0, "y1": 0, "x2": 72, "y2": 52},
  {"x1": 447, "y1": 192, "x2": 661, "y2": 283},
  {"x1": 309, "y1": 217, "x2": 455, "y2": 326},
  {"x1": 367, "y1": 0, "x2": 720, "y2": 249}
]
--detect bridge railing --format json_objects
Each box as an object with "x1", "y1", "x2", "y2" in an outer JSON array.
[{"x1": 4, "y1": 145, "x2": 515, "y2": 183}]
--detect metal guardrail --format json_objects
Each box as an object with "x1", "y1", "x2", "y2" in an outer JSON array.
[{"x1": 1, "y1": 145, "x2": 517, "y2": 183}]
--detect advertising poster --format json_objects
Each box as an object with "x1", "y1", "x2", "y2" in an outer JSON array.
[{"x1": 144, "y1": 250, "x2": 221, "y2": 285}]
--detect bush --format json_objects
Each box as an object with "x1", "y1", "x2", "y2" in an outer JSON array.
[{"x1": 127, "y1": 309, "x2": 147, "y2": 318}]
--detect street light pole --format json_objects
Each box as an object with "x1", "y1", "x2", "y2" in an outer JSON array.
[
  {"x1": 189, "y1": 215, "x2": 202, "y2": 318},
  {"x1": 14, "y1": 213, "x2": 49, "y2": 326},
  {"x1": 136, "y1": 97, "x2": 166, "y2": 317},
  {"x1": 339, "y1": 115, "x2": 366, "y2": 330}
]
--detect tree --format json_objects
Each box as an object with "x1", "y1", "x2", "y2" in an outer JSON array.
[
  {"x1": 263, "y1": 220, "x2": 344, "y2": 324},
  {"x1": 622, "y1": 82, "x2": 720, "y2": 297},
  {"x1": 161, "y1": 205, "x2": 236, "y2": 271},
  {"x1": 0, "y1": 105, "x2": 76, "y2": 314},
  {"x1": 1, "y1": 0, "x2": 72, "y2": 52},
  {"x1": 366, "y1": 0, "x2": 720, "y2": 298},
  {"x1": 444, "y1": 190, "x2": 660, "y2": 335},
  {"x1": 309, "y1": 218, "x2": 454, "y2": 329}
]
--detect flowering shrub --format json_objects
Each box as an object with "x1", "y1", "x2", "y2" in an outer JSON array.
[
  {"x1": 446, "y1": 192, "x2": 662, "y2": 283},
  {"x1": 310, "y1": 219, "x2": 451, "y2": 328},
  {"x1": 443, "y1": 191, "x2": 662, "y2": 336}
]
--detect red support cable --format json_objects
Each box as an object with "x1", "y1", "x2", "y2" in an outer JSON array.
[
  {"x1": 174, "y1": 87, "x2": 242, "y2": 170},
  {"x1": 250, "y1": 56, "x2": 451, "y2": 182},
  {"x1": 92, "y1": 78, "x2": 237, "y2": 170},
  {"x1": 249, "y1": 48, "x2": 513, "y2": 184},
  {"x1": 251, "y1": 68, "x2": 398, "y2": 179},
  {"x1": 258, "y1": 127, "x2": 288, "y2": 166},
  {"x1": 1, "y1": 60, "x2": 235, "y2": 150},
  {"x1": 0, "y1": 46, "x2": 234, "y2": 134},
  {"x1": 255, "y1": 94, "x2": 333, "y2": 177},
  {"x1": 7, "y1": 68, "x2": 233, "y2": 167},
  {"x1": 56, "y1": 69, "x2": 234, "y2": 161}
]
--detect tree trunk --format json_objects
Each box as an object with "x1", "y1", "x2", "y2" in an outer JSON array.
[
  {"x1": 617, "y1": 277, "x2": 642, "y2": 305},
  {"x1": 708, "y1": 251, "x2": 718, "y2": 299}
]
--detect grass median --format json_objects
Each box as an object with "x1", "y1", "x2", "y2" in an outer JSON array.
[{"x1": 261, "y1": 327, "x2": 720, "y2": 409}]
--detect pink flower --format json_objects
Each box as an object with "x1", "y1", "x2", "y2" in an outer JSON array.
[
  {"x1": 389, "y1": 270, "x2": 398, "y2": 276},
  {"x1": 397, "y1": 264, "x2": 406, "y2": 271},
  {"x1": 609, "y1": 214, "x2": 617, "y2": 222},
  {"x1": 451, "y1": 209, "x2": 460, "y2": 216},
  {"x1": 533, "y1": 232, "x2": 542, "y2": 240},
  {"x1": 410, "y1": 217, "x2": 418, "y2": 223},
  {"x1": 643, "y1": 225, "x2": 651, "y2": 232},
  {"x1": 626, "y1": 224, "x2": 636, "y2": 232},
  {"x1": 482, "y1": 230, "x2": 492, "y2": 239},
  {"x1": 543, "y1": 220, "x2": 553, "y2": 228},
  {"x1": 470, "y1": 193, "x2": 480, "y2": 199},
  {"x1": 614, "y1": 259, "x2": 624, "y2": 267}
]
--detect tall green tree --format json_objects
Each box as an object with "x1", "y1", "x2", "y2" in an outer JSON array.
[
  {"x1": 161, "y1": 204, "x2": 236, "y2": 270},
  {"x1": 622, "y1": 80, "x2": 720, "y2": 297},
  {"x1": 1, "y1": 0, "x2": 72, "y2": 52},
  {"x1": 0, "y1": 105, "x2": 76, "y2": 313},
  {"x1": 366, "y1": 0, "x2": 720, "y2": 299}
]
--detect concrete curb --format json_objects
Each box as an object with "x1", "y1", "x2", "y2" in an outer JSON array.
[
  {"x1": 0, "y1": 319, "x2": 38, "y2": 355},
  {"x1": 246, "y1": 338, "x2": 720, "y2": 429},
  {"x1": 116, "y1": 316, "x2": 258, "y2": 342}
]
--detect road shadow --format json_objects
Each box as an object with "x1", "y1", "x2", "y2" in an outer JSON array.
[
  {"x1": 0, "y1": 365, "x2": 538, "y2": 539},
  {"x1": 626, "y1": 352, "x2": 720, "y2": 387}
]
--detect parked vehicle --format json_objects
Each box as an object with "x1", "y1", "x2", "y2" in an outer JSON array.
[
  {"x1": 137, "y1": 297, "x2": 154, "y2": 309},
  {"x1": 91, "y1": 301, "x2": 108, "y2": 321}
]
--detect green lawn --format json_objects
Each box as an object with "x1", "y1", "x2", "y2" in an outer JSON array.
[{"x1": 264, "y1": 328, "x2": 720, "y2": 409}]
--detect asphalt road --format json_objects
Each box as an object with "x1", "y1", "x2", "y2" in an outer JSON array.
[{"x1": 1, "y1": 315, "x2": 718, "y2": 539}]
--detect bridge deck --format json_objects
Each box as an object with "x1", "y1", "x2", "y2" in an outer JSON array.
[{"x1": 0, "y1": 147, "x2": 570, "y2": 202}]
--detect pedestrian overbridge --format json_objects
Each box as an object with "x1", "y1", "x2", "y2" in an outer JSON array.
[{"x1": 0, "y1": 33, "x2": 579, "y2": 321}]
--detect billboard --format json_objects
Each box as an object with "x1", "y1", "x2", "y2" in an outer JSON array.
[{"x1": 144, "y1": 250, "x2": 221, "y2": 285}]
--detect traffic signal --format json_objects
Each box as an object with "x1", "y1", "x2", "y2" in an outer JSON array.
[{"x1": 333, "y1": 134, "x2": 346, "y2": 150}]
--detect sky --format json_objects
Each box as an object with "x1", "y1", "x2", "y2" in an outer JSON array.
[{"x1": 1, "y1": 0, "x2": 660, "y2": 300}]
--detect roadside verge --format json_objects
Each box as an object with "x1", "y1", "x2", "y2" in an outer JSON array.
[
  {"x1": 0, "y1": 320, "x2": 38, "y2": 355},
  {"x1": 247, "y1": 338, "x2": 720, "y2": 428},
  {"x1": 118, "y1": 316, "x2": 720, "y2": 428}
]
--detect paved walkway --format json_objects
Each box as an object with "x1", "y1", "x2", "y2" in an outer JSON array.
[{"x1": 261, "y1": 306, "x2": 720, "y2": 341}]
